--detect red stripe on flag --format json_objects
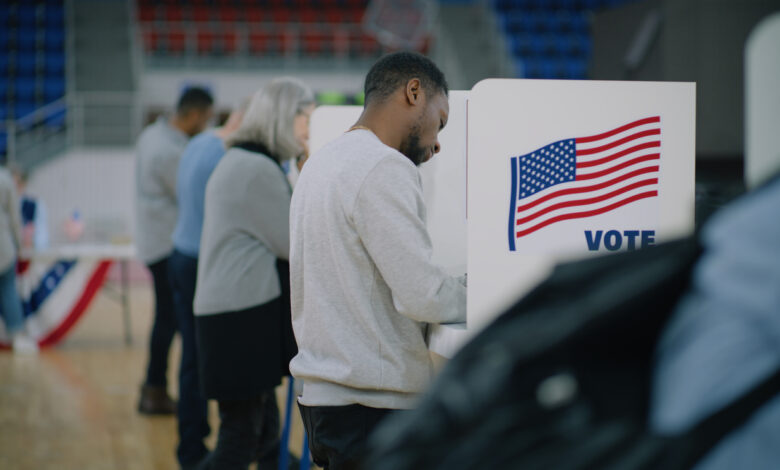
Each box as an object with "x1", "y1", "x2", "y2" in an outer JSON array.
[
  {"x1": 576, "y1": 129, "x2": 660, "y2": 156},
  {"x1": 576, "y1": 154, "x2": 660, "y2": 180},
  {"x1": 516, "y1": 178, "x2": 657, "y2": 226},
  {"x1": 575, "y1": 116, "x2": 661, "y2": 144},
  {"x1": 516, "y1": 166, "x2": 659, "y2": 213},
  {"x1": 516, "y1": 191, "x2": 658, "y2": 238},
  {"x1": 577, "y1": 144, "x2": 660, "y2": 168},
  {"x1": 37, "y1": 260, "x2": 113, "y2": 348}
]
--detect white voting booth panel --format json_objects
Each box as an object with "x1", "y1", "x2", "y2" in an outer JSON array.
[
  {"x1": 746, "y1": 12, "x2": 780, "y2": 190},
  {"x1": 467, "y1": 79, "x2": 696, "y2": 332}
]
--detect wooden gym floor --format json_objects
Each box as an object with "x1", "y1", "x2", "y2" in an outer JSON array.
[{"x1": 0, "y1": 280, "x2": 314, "y2": 470}]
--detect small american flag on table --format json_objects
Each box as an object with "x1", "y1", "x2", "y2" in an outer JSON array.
[{"x1": 508, "y1": 116, "x2": 661, "y2": 251}]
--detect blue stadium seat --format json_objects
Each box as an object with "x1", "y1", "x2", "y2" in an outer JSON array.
[
  {"x1": 0, "y1": 108, "x2": 7, "y2": 124},
  {"x1": 0, "y1": 28, "x2": 9, "y2": 49},
  {"x1": 0, "y1": 6, "x2": 11, "y2": 26},
  {"x1": 0, "y1": 77, "x2": 7, "y2": 98},
  {"x1": 15, "y1": 78, "x2": 37, "y2": 101},
  {"x1": 0, "y1": 132, "x2": 7, "y2": 157},
  {"x1": 16, "y1": 53, "x2": 38, "y2": 76},
  {"x1": 18, "y1": 5, "x2": 39, "y2": 26},
  {"x1": 43, "y1": 78, "x2": 65, "y2": 101},
  {"x1": 565, "y1": 57, "x2": 588, "y2": 78},
  {"x1": 0, "y1": 54, "x2": 9, "y2": 75},
  {"x1": 44, "y1": 52, "x2": 65, "y2": 74},
  {"x1": 16, "y1": 29, "x2": 39, "y2": 51},
  {"x1": 45, "y1": 5, "x2": 65, "y2": 27},
  {"x1": 45, "y1": 28, "x2": 65, "y2": 51}
]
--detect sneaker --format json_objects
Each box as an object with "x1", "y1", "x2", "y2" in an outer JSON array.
[
  {"x1": 137, "y1": 384, "x2": 176, "y2": 415},
  {"x1": 12, "y1": 334, "x2": 39, "y2": 354}
]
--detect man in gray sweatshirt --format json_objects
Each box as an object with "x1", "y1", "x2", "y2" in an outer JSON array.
[
  {"x1": 134, "y1": 87, "x2": 212, "y2": 426},
  {"x1": 289, "y1": 52, "x2": 466, "y2": 470}
]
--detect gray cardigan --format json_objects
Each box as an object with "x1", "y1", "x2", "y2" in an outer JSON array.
[
  {"x1": 193, "y1": 147, "x2": 292, "y2": 316},
  {"x1": 0, "y1": 168, "x2": 22, "y2": 273}
]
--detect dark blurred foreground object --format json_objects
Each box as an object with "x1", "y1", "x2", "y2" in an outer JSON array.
[{"x1": 365, "y1": 232, "x2": 780, "y2": 470}]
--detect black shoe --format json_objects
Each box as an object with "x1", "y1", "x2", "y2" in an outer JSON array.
[{"x1": 137, "y1": 384, "x2": 176, "y2": 415}]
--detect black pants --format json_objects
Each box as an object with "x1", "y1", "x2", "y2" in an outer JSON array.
[
  {"x1": 205, "y1": 392, "x2": 281, "y2": 470},
  {"x1": 298, "y1": 403, "x2": 396, "y2": 470},
  {"x1": 144, "y1": 257, "x2": 177, "y2": 387},
  {"x1": 169, "y1": 250, "x2": 210, "y2": 466}
]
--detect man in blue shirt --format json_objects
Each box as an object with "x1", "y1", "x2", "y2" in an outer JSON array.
[
  {"x1": 651, "y1": 175, "x2": 780, "y2": 469},
  {"x1": 169, "y1": 104, "x2": 245, "y2": 470}
]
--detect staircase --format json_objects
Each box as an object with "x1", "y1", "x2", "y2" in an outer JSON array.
[{"x1": 69, "y1": 0, "x2": 139, "y2": 146}]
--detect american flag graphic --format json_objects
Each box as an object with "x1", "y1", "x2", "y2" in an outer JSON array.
[{"x1": 508, "y1": 116, "x2": 661, "y2": 251}]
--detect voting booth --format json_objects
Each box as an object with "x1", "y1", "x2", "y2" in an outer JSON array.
[{"x1": 308, "y1": 79, "x2": 696, "y2": 357}]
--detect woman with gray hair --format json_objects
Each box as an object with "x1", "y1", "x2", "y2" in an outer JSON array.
[{"x1": 193, "y1": 77, "x2": 315, "y2": 469}]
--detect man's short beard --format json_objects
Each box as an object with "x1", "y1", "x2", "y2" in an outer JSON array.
[{"x1": 399, "y1": 122, "x2": 427, "y2": 166}]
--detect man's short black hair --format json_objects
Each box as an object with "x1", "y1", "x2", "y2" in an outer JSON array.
[
  {"x1": 363, "y1": 52, "x2": 448, "y2": 105},
  {"x1": 176, "y1": 87, "x2": 214, "y2": 115}
]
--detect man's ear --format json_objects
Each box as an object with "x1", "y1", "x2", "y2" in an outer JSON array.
[{"x1": 405, "y1": 78, "x2": 422, "y2": 106}]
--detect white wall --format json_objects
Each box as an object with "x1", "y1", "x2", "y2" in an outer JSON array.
[
  {"x1": 26, "y1": 147, "x2": 136, "y2": 246},
  {"x1": 141, "y1": 69, "x2": 365, "y2": 111}
]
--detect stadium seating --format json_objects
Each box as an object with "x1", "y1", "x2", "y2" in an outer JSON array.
[
  {"x1": 135, "y1": 0, "x2": 387, "y2": 60},
  {"x1": 493, "y1": 0, "x2": 635, "y2": 79},
  {"x1": 1, "y1": 1, "x2": 66, "y2": 158}
]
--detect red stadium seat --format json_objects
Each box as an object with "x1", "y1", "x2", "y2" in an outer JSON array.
[
  {"x1": 142, "y1": 29, "x2": 161, "y2": 52},
  {"x1": 298, "y1": 9, "x2": 318, "y2": 24},
  {"x1": 301, "y1": 30, "x2": 333, "y2": 56},
  {"x1": 271, "y1": 9, "x2": 292, "y2": 23},
  {"x1": 138, "y1": 5, "x2": 156, "y2": 22},
  {"x1": 167, "y1": 28, "x2": 187, "y2": 54},
  {"x1": 192, "y1": 6, "x2": 211, "y2": 23},
  {"x1": 221, "y1": 30, "x2": 238, "y2": 54},
  {"x1": 219, "y1": 6, "x2": 238, "y2": 23},
  {"x1": 357, "y1": 33, "x2": 380, "y2": 57},
  {"x1": 163, "y1": 5, "x2": 184, "y2": 23},
  {"x1": 197, "y1": 29, "x2": 217, "y2": 54},
  {"x1": 247, "y1": 7, "x2": 264, "y2": 24},
  {"x1": 324, "y1": 8, "x2": 342, "y2": 24},
  {"x1": 347, "y1": 8, "x2": 364, "y2": 24}
]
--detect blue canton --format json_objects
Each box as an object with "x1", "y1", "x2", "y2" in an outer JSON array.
[{"x1": 518, "y1": 139, "x2": 576, "y2": 199}]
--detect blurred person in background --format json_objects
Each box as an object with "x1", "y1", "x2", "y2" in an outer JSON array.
[
  {"x1": 134, "y1": 87, "x2": 213, "y2": 420},
  {"x1": 10, "y1": 166, "x2": 49, "y2": 251},
  {"x1": 168, "y1": 101, "x2": 247, "y2": 470},
  {"x1": 651, "y1": 172, "x2": 780, "y2": 469},
  {"x1": 0, "y1": 164, "x2": 37, "y2": 353},
  {"x1": 193, "y1": 78, "x2": 314, "y2": 470},
  {"x1": 289, "y1": 52, "x2": 465, "y2": 470}
]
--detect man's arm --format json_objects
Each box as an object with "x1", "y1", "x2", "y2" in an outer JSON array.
[{"x1": 352, "y1": 156, "x2": 466, "y2": 324}]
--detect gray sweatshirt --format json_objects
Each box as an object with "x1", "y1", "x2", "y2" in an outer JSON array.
[
  {"x1": 289, "y1": 129, "x2": 466, "y2": 410},
  {"x1": 134, "y1": 118, "x2": 188, "y2": 264},
  {"x1": 0, "y1": 167, "x2": 22, "y2": 273}
]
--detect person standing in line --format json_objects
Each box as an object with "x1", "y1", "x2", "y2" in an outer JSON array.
[
  {"x1": 134, "y1": 87, "x2": 213, "y2": 425},
  {"x1": 193, "y1": 78, "x2": 314, "y2": 470},
  {"x1": 0, "y1": 164, "x2": 37, "y2": 353},
  {"x1": 11, "y1": 166, "x2": 49, "y2": 251},
  {"x1": 288, "y1": 52, "x2": 466, "y2": 470},
  {"x1": 168, "y1": 102, "x2": 246, "y2": 470}
]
